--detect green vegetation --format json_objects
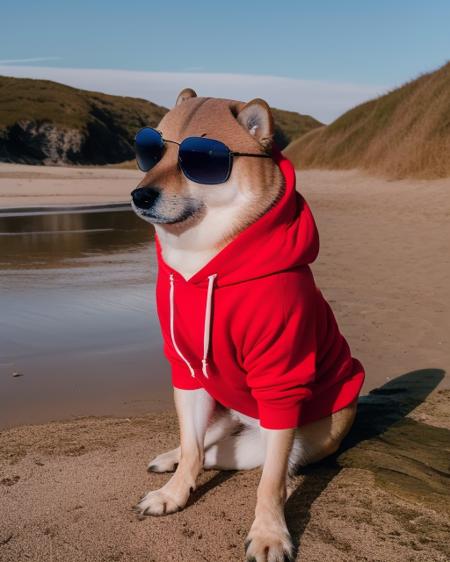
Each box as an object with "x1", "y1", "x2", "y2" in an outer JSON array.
[
  {"x1": 284, "y1": 61, "x2": 450, "y2": 179},
  {"x1": 0, "y1": 75, "x2": 167, "y2": 133}
]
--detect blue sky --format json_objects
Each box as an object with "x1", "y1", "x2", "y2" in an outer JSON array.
[{"x1": 1, "y1": 0, "x2": 449, "y2": 122}]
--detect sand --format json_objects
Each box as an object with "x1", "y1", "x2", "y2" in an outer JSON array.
[
  {"x1": 0, "y1": 164, "x2": 449, "y2": 561},
  {"x1": 0, "y1": 386, "x2": 449, "y2": 562},
  {"x1": 0, "y1": 163, "x2": 141, "y2": 208}
]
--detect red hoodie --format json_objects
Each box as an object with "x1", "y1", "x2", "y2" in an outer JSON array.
[{"x1": 154, "y1": 146, "x2": 365, "y2": 430}]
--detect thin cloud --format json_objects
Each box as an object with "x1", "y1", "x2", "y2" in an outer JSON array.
[
  {"x1": 0, "y1": 65, "x2": 387, "y2": 123},
  {"x1": 181, "y1": 66, "x2": 206, "y2": 72},
  {"x1": 0, "y1": 57, "x2": 62, "y2": 65}
]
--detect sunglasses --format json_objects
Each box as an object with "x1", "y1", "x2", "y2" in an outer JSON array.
[{"x1": 134, "y1": 127, "x2": 272, "y2": 185}]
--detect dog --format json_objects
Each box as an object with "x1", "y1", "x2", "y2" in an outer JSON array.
[{"x1": 130, "y1": 88, "x2": 365, "y2": 562}]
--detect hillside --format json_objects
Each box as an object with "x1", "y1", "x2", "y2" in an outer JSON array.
[
  {"x1": 0, "y1": 76, "x2": 322, "y2": 166},
  {"x1": 271, "y1": 107, "x2": 322, "y2": 148},
  {"x1": 0, "y1": 76, "x2": 167, "y2": 165},
  {"x1": 284, "y1": 61, "x2": 450, "y2": 179}
]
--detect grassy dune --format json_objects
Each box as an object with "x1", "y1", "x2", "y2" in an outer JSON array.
[{"x1": 284, "y1": 62, "x2": 450, "y2": 179}]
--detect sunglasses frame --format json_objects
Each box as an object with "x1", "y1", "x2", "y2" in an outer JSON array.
[{"x1": 134, "y1": 127, "x2": 272, "y2": 184}]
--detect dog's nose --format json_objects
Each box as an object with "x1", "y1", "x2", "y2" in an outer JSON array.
[{"x1": 131, "y1": 187, "x2": 160, "y2": 209}]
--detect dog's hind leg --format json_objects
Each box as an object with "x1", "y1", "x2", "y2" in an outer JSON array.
[
  {"x1": 287, "y1": 400, "x2": 358, "y2": 476},
  {"x1": 148, "y1": 405, "x2": 241, "y2": 473}
]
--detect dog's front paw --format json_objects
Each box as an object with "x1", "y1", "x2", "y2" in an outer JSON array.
[
  {"x1": 245, "y1": 517, "x2": 293, "y2": 562},
  {"x1": 133, "y1": 488, "x2": 182, "y2": 517}
]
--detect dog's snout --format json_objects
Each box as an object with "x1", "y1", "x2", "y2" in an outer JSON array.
[{"x1": 131, "y1": 187, "x2": 160, "y2": 209}]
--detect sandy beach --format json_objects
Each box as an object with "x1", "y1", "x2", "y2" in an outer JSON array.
[
  {"x1": 0, "y1": 163, "x2": 141, "y2": 209},
  {"x1": 1, "y1": 163, "x2": 449, "y2": 561}
]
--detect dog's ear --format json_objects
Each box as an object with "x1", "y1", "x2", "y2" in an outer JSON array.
[
  {"x1": 236, "y1": 98, "x2": 274, "y2": 150},
  {"x1": 175, "y1": 88, "x2": 197, "y2": 106}
]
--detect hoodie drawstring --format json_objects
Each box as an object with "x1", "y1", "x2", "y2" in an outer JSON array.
[
  {"x1": 169, "y1": 273, "x2": 195, "y2": 378},
  {"x1": 169, "y1": 272, "x2": 217, "y2": 379},
  {"x1": 201, "y1": 273, "x2": 217, "y2": 377}
]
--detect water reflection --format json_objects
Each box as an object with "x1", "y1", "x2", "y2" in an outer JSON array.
[
  {"x1": 0, "y1": 208, "x2": 154, "y2": 270},
  {"x1": 0, "y1": 209, "x2": 172, "y2": 428}
]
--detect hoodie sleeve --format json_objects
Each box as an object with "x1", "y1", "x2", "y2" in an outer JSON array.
[
  {"x1": 162, "y1": 341, "x2": 203, "y2": 390},
  {"x1": 242, "y1": 272, "x2": 318, "y2": 430}
]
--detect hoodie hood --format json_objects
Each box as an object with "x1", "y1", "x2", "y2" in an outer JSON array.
[{"x1": 154, "y1": 144, "x2": 319, "y2": 288}]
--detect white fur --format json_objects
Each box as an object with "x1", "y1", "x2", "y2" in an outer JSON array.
[
  {"x1": 148, "y1": 400, "x2": 308, "y2": 475},
  {"x1": 203, "y1": 409, "x2": 308, "y2": 474},
  {"x1": 154, "y1": 179, "x2": 258, "y2": 280}
]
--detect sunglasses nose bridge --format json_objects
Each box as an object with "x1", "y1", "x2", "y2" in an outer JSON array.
[{"x1": 155, "y1": 140, "x2": 183, "y2": 175}]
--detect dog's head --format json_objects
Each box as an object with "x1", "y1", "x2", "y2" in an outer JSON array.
[{"x1": 131, "y1": 88, "x2": 284, "y2": 247}]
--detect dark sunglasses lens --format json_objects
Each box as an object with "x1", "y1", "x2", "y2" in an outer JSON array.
[
  {"x1": 135, "y1": 128, "x2": 164, "y2": 172},
  {"x1": 179, "y1": 138, "x2": 231, "y2": 184}
]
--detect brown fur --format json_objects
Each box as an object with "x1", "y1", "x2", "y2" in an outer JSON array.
[{"x1": 136, "y1": 95, "x2": 284, "y2": 249}]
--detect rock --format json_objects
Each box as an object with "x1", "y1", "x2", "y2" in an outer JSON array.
[{"x1": 317, "y1": 369, "x2": 450, "y2": 513}]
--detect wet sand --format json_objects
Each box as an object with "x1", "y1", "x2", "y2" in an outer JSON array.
[
  {"x1": 0, "y1": 165, "x2": 449, "y2": 560},
  {"x1": 0, "y1": 208, "x2": 173, "y2": 428}
]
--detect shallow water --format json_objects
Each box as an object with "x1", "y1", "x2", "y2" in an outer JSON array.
[{"x1": 0, "y1": 208, "x2": 173, "y2": 428}]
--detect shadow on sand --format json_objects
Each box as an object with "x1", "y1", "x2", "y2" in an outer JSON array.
[{"x1": 285, "y1": 368, "x2": 449, "y2": 558}]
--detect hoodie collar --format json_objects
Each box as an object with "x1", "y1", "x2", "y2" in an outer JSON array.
[{"x1": 154, "y1": 145, "x2": 319, "y2": 288}]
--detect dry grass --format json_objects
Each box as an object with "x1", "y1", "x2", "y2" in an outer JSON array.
[
  {"x1": 284, "y1": 61, "x2": 450, "y2": 179},
  {"x1": 270, "y1": 107, "x2": 322, "y2": 147}
]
